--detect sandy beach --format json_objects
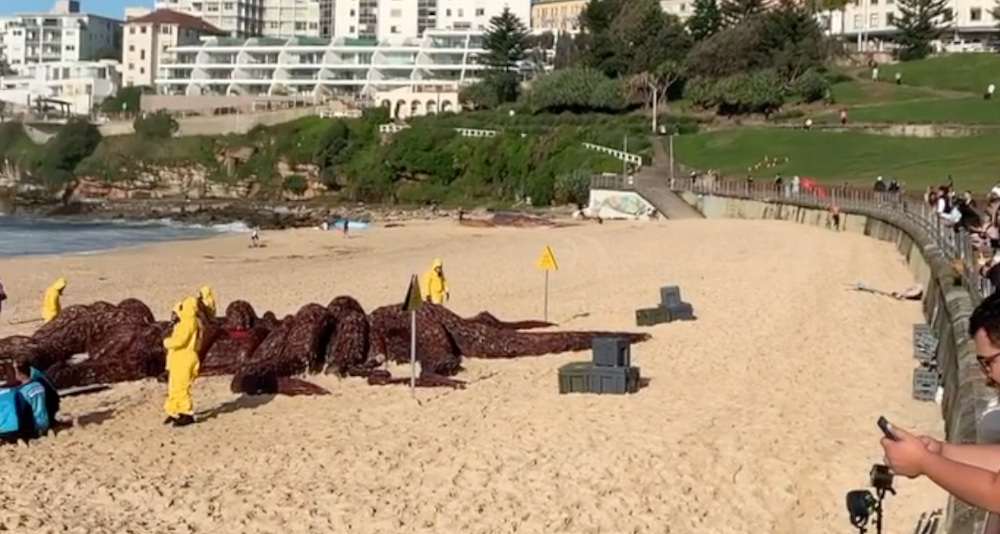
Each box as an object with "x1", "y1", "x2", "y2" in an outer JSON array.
[{"x1": 0, "y1": 217, "x2": 945, "y2": 534}]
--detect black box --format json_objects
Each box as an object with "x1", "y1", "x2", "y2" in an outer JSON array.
[
  {"x1": 592, "y1": 337, "x2": 631, "y2": 367},
  {"x1": 558, "y1": 362, "x2": 591, "y2": 394},
  {"x1": 666, "y1": 302, "x2": 695, "y2": 321}
]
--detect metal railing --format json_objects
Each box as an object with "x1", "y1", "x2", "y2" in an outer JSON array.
[{"x1": 667, "y1": 178, "x2": 991, "y2": 300}]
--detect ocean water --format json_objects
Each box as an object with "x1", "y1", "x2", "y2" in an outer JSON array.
[{"x1": 0, "y1": 215, "x2": 249, "y2": 257}]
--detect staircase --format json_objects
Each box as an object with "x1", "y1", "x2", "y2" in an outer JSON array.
[{"x1": 634, "y1": 137, "x2": 703, "y2": 219}]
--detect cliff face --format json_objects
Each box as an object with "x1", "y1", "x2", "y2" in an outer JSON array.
[{"x1": 72, "y1": 160, "x2": 328, "y2": 201}]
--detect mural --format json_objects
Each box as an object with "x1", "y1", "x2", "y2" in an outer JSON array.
[{"x1": 588, "y1": 190, "x2": 655, "y2": 220}]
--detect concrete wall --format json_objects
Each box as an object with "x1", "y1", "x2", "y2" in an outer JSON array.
[
  {"x1": 98, "y1": 106, "x2": 324, "y2": 137},
  {"x1": 683, "y1": 192, "x2": 992, "y2": 534}
]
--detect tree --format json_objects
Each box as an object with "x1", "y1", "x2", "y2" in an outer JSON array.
[
  {"x1": 895, "y1": 0, "x2": 948, "y2": 60},
  {"x1": 687, "y1": 0, "x2": 723, "y2": 41},
  {"x1": 522, "y1": 67, "x2": 626, "y2": 114},
  {"x1": 101, "y1": 86, "x2": 154, "y2": 115},
  {"x1": 611, "y1": 0, "x2": 691, "y2": 75},
  {"x1": 459, "y1": 81, "x2": 500, "y2": 110},
  {"x1": 480, "y1": 7, "x2": 530, "y2": 104},
  {"x1": 578, "y1": 0, "x2": 626, "y2": 76},
  {"x1": 623, "y1": 60, "x2": 682, "y2": 110},
  {"x1": 553, "y1": 32, "x2": 580, "y2": 69},
  {"x1": 133, "y1": 110, "x2": 179, "y2": 139},
  {"x1": 312, "y1": 119, "x2": 352, "y2": 186},
  {"x1": 720, "y1": 0, "x2": 765, "y2": 25},
  {"x1": 30, "y1": 118, "x2": 102, "y2": 189}
]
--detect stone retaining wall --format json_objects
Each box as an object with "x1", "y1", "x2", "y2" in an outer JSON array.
[{"x1": 680, "y1": 192, "x2": 993, "y2": 534}]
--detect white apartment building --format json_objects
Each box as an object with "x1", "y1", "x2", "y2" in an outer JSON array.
[
  {"x1": 0, "y1": 59, "x2": 121, "y2": 115},
  {"x1": 0, "y1": 1, "x2": 122, "y2": 72},
  {"x1": 827, "y1": 0, "x2": 998, "y2": 49},
  {"x1": 328, "y1": 0, "x2": 531, "y2": 40},
  {"x1": 153, "y1": 0, "x2": 265, "y2": 37},
  {"x1": 157, "y1": 30, "x2": 486, "y2": 102},
  {"x1": 123, "y1": 9, "x2": 227, "y2": 88}
]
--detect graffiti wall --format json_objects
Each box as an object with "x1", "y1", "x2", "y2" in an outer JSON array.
[{"x1": 588, "y1": 189, "x2": 655, "y2": 220}]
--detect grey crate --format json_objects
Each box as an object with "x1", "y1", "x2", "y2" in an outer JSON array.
[
  {"x1": 666, "y1": 302, "x2": 695, "y2": 321},
  {"x1": 592, "y1": 337, "x2": 631, "y2": 368},
  {"x1": 913, "y1": 367, "x2": 939, "y2": 402},
  {"x1": 913, "y1": 324, "x2": 933, "y2": 338},
  {"x1": 588, "y1": 365, "x2": 641, "y2": 394},
  {"x1": 660, "y1": 286, "x2": 683, "y2": 308}
]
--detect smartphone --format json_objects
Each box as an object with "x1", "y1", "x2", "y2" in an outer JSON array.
[{"x1": 878, "y1": 416, "x2": 899, "y2": 441}]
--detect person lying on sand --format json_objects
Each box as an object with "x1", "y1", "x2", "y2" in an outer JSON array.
[{"x1": 0, "y1": 359, "x2": 53, "y2": 444}]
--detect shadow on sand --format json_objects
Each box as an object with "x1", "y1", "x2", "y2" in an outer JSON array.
[{"x1": 196, "y1": 394, "x2": 276, "y2": 421}]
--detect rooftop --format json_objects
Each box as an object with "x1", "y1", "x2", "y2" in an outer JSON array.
[{"x1": 126, "y1": 9, "x2": 227, "y2": 35}]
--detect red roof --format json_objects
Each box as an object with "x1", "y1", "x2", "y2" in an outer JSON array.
[{"x1": 127, "y1": 9, "x2": 227, "y2": 35}]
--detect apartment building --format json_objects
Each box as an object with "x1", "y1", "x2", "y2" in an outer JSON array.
[
  {"x1": 531, "y1": 0, "x2": 587, "y2": 33},
  {"x1": 123, "y1": 9, "x2": 227, "y2": 88},
  {"x1": 827, "y1": 0, "x2": 997, "y2": 48},
  {"x1": 326, "y1": 0, "x2": 531, "y2": 40},
  {"x1": 0, "y1": 59, "x2": 121, "y2": 114},
  {"x1": 153, "y1": 0, "x2": 264, "y2": 37},
  {"x1": 0, "y1": 1, "x2": 122, "y2": 72}
]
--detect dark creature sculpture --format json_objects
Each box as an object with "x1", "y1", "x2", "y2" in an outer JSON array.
[
  {"x1": 200, "y1": 301, "x2": 270, "y2": 376},
  {"x1": 366, "y1": 303, "x2": 651, "y2": 388},
  {"x1": 323, "y1": 296, "x2": 371, "y2": 377},
  {"x1": 46, "y1": 321, "x2": 172, "y2": 388},
  {"x1": 117, "y1": 298, "x2": 155, "y2": 324},
  {"x1": 230, "y1": 305, "x2": 333, "y2": 396}
]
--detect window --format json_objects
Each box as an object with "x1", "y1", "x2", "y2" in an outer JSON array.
[
  {"x1": 680, "y1": 3, "x2": 687, "y2": 10},
  {"x1": 349, "y1": 25, "x2": 355, "y2": 33},
  {"x1": 269, "y1": 21, "x2": 278, "y2": 28},
  {"x1": 140, "y1": 50, "x2": 146, "y2": 60},
  {"x1": 943, "y1": 8, "x2": 953, "y2": 20},
  {"x1": 223, "y1": 2, "x2": 234, "y2": 9},
  {"x1": 475, "y1": 8, "x2": 484, "y2": 16},
  {"x1": 458, "y1": 8, "x2": 464, "y2": 16},
  {"x1": 869, "y1": 13, "x2": 878, "y2": 26},
  {"x1": 161, "y1": 25, "x2": 172, "y2": 34},
  {"x1": 140, "y1": 25, "x2": 147, "y2": 33},
  {"x1": 350, "y1": 9, "x2": 356, "y2": 16},
  {"x1": 391, "y1": 25, "x2": 399, "y2": 33},
  {"x1": 391, "y1": 9, "x2": 402, "y2": 16},
  {"x1": 140, "y1": 67, "x2": 145, "y2": 74},
  {"x1": 309, "y1": 22, "x2": 318, "y2": 29},
  {"x1": 129, "y1": 45, "x2": 135, "y2": 51},
  {"x1": 446, "y1": 9, "x2": 452, "y2": 16},
  {"x1": 65, "y1": 44, "x2": 75, "y2": 51},
  {"x1": 886, "y1": 12, "x2": 894, "y2": 25},
  {"x1": 972, "y1": 7, "x2": 982, "y2": 20},
  {"x1": 128, "y1": 62, "x2": 134, "y2": 70},
  {"x1": 853, "y1": 13, "x2": 862, "y2": 28},
  {"x1": 129, "y1": 26, "x2": 135, "y2": 34},
  {"x1": 870, "y1": 0, "x2": 877, "y2": 5},
  {"x1": 295, "y1": 22, "x2": 306, "y2": 30}
]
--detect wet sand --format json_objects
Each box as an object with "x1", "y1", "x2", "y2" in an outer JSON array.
[{"x1": 0, "y1": 218, "x2": 945, "y2": 533}]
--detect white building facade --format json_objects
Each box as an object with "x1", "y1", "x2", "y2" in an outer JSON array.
[
  {"x1": 156, "y1": 30, "x2": 485, "y2": 105},
  {"x1": 0, "y1": 59, "x2": 121, "y2": 115},
  {"x1": 153, "y1": 0, "x2": 265, "y2": 37},
  {"x1": 123, "y1": 9, "x2": 227, "y2": 88},
  {"x1": 328, "y1": 0, "x2": 530, "y2": 40},
  {"x1": 0, "y1": 1, "x2": 122, "y2": 72},
  {"x1": 826, "y1": 0, "x2": 998, "y2": 50}
]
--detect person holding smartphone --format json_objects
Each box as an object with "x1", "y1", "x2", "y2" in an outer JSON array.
[{"x1": 881, "y1": 291, "x2": 1000, "y2": 512}]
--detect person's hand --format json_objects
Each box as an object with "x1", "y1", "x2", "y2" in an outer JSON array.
[
  {"x1": 881, "y1": 424, "x2": 931, "y2": 478},
  {"x1": 919, "y1": 435, "x2": 943, "y2": 454}
]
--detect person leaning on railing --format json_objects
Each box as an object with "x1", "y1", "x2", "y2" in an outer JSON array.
[{"x1": 881, "y1": 292, "x2": 1000, "y2": 508}]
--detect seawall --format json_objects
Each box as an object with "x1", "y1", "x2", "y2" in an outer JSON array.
[{"x1": 678, "y1": 191, "x2": 992, "y2": 534}]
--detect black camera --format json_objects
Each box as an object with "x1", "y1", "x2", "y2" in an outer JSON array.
[
  {"x1": 845, "y1": 464, "x2": 895, "y2": 534},
  {"x1": 870, "y1": 464, "x2": 895, "y2": 493}
]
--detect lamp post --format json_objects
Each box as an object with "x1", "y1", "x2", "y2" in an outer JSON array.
[{"x1": 649, "y1": 81, "x2": 658, "y2": 134}]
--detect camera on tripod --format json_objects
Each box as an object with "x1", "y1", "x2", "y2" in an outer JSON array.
[{"x1": 845, "y1": 464, "x2": 896, "y2": 534}]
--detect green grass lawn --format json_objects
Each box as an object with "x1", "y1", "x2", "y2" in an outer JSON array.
[
  {"x1": 828, "y1": 80, "x2": 942, "y2": 105},
  {"x1": 875, "y1": 54, "x2": 1000, "y2": 94},
  {"x1": 813, "y1": 97, "x2": 1000, "y2": 124},
  {"x1": 673, "y1": 128, "x2": 1000, "y2": 190}
]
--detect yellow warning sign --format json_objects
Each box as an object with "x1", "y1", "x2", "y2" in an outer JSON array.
[
  {"x1": 402, "y1": 274, "x2": 423, "y2": 312},
  {"x1": 536, "y1": 245, "x2": 558, "y2": 271}
]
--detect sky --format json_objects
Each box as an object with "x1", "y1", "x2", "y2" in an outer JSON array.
[{"x1": 3, "y1": 0, "x2": 149, "y2": 18}]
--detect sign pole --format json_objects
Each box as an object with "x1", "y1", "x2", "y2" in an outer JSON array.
[
  {"x1": 409, "y1": 308, "x2": 416, "y2": 397},
  {"x1": 543, "y1": 270, "x2": 549, "y2": 322}
]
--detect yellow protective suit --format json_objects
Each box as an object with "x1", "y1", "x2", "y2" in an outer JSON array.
[
  {"x1": 198, "y1": 285, "x2": 217, "y2": 317},
  {"x1": 163, "y1": 296, "x2": 202, "y2": 418},
  {"x1": 420, "y1": 258, "x2": 449, "y2": 304},
  {"x1": 41, "y1": 277, "x2": 67, "y2": 324}
]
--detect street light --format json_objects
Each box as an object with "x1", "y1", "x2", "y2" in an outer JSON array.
[{"x1": 649, "y1": 81, "x2": 658, "y2": 134}]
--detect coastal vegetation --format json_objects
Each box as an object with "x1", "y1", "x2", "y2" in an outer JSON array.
[{"x1": 1, "y1": 0, "x2": 993, "y2": 202}]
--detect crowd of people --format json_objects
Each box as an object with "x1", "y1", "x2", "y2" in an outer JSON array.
[{"x1": 919, "y1": 179, "x2": 1000, "y2": 292}]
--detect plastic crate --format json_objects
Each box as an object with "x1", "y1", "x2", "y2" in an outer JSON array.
[
  {"x1": 666, "y1": 302, "x2": 695, "y2": 321},
  {"x1": 660, "y1": 286, "x2": 683, "y2": 308},
  {"x1": 558, "y1": 362, "x2": 592, "y2": 394},
  {"x1": 636, "y1": 307, "x2": 669, "y2": 327},
  {"x1": 913, "y1": 367, "x2": 939, "y2": 402},
  {"x1": 913, "y1": 324, "x2": 934, "y2": 338},
  {"x1": 592, "y1": 337, "x2": 631, "y2": 367},
  {"x1": 588, "y1": 365, "x2": 641, "y2": 395}
]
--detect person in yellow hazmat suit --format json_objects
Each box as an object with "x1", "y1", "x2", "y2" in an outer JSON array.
[
  {"x1": 163, "y1": 296, "x2": 202, "y2": 427},
  {"x1": 41, "y1": 277, "x2": 67, "y2": 323},
  {"x1": 420, "y1": 258, "x2": 449, "y2": 304},
  {"x1": 198, "y1": 285, "x2": 217, "y2": 317}
]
